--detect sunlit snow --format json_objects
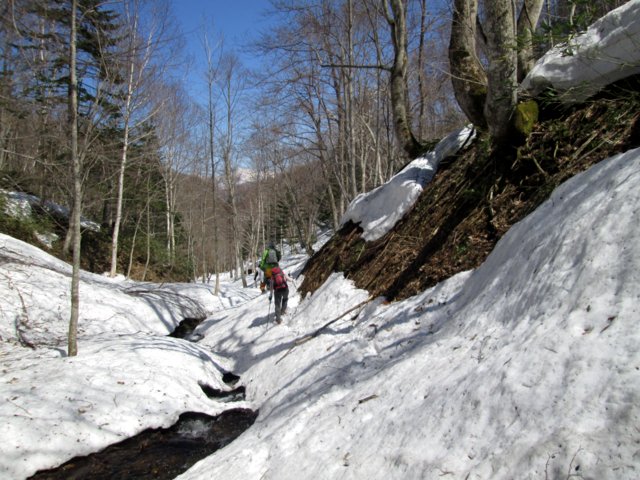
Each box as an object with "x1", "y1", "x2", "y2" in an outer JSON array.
[
  {"x1": 520, "y1": 0, "x2": 640, "y2": 102},
  {"x1": 1, "y1": 3, "x2": 640, "y2": 479}
]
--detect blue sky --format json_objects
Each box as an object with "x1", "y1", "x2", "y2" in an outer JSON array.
[
  {"x1": 168, "y1": 1, "x2": 275, "y2": 104},
  {"x1": 170, "y1": 1, "x2": 273, "y2": 65}
]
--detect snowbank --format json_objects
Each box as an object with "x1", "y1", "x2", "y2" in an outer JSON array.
[
  {"x1": 1, "y1": 148, "x2": 638, "y2": 479},
  {"x1": 0, "y1": 233, "x2": 224, "y2": 346},
  {"x1": 521, "y1": 0, "x2": 640, "y2": 102},
  {"x1": 340, "y1": 126, "x2": 475, "y2": 242},
  {"x1": 0, "y1": 334, "x2": 237, "y2": 479}
]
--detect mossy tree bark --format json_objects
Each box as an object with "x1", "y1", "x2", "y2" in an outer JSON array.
[
  {"x1": 449, "y1": 0, "x2": 487, "y2": 129},
  {"x1": 449, "y1": 0, "x2": 544, "y2": 143},
  {"x1": 483, "y1": 0, "x2": 518, "y2": 141}
]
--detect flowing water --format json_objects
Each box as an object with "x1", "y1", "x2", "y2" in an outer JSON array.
[{"x1": 29, "y1": 317, "x2": 257, "y2": 479}]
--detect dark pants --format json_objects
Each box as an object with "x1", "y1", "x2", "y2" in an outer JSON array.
[{"x1": 274, "y1": 287, "x2": 289, "y2": 323}]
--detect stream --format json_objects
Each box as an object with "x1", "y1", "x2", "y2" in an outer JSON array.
[{"x1": 29, "y1": 318, "x2": 257, "y2": 480}]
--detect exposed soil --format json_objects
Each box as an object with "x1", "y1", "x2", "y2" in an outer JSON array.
[{"x1": 300, "y1": 78, "x2": 640, "y2": 301}]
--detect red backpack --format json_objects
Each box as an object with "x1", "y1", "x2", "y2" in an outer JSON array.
[{"x1": 271, "y1": 267, "x2": 287, "y2": 290}]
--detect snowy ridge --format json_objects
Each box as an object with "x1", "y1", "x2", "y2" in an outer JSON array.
[
  {"x1": 0, "y1": 233, "x2": 228, "y2": 346},
  {"x1": 340, "y1": 125, "x2": 475, "y2": 242},
  {"x1": 1, "y1": 189, "x2": 101, "y2": 233}
]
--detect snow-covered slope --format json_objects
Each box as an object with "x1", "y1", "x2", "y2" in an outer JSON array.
[
  {"x1": 0, "y1": 233, "x2": 224, "y2": 346},
  {"x1": 178, "y1": 148, "x2": 640, "y2": 480},
  {"x1": 1, "y1": 3, "x2": 639, "y2": 479},
  {"x1": 341, "y1": 126, "x2": 475, "y2": 241}
]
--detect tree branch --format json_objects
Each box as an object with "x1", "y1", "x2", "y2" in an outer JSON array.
[
  {"x1": 321, "y1": 63, "x2": 391, "y2": 72},
  {"x1": 275, "y1": 297, "x2": 374, "y2": 364}
]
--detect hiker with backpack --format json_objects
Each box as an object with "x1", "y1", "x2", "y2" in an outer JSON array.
[
  {"x1": 269, "y1": 265, "x2": 291, "y2": 324},
  {"x1": 258, "y1": 242, "x2": 281, "y2": 293}
]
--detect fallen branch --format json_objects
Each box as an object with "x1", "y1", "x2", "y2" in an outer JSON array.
[
  {"x1": 276, "y1": 297, "x2": 374, "y2": 364},
  {"x1": 358, "y1": 394, "x2": 378, "y2": 404}
]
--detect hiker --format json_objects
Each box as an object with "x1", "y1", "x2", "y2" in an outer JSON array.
[
  {"x1": 269, "y1": 265, "x2": 290, "y2": 324},
  {"x1": 258, "y1": 242, "x2": 281, "y2": 292}
]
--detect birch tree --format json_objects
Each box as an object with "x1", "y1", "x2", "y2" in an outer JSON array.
[
  {"x1": 108, "y1": 0, "x2": 165, "y2": 277},
  {"x1": 68, "y1": 0, "x2": 80, "y2": 357},
  {"x1": 219, "y1": 53, "x2": 246, "y2": 287}
]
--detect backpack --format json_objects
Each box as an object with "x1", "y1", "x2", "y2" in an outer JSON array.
[
  {"x1": 271, "y1": 267, "x2": 287, "y2": 290},
  {"x1": 266, "y1": 248, "x2": 279, "y2": 264}
]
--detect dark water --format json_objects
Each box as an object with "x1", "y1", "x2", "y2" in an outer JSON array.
[
  {"x1": 29, "y1": 408, "x2": 258, "y2": 480},
  {"x1": 29, "y1": 319, "x2": 257, "y2": 479},
  {"x1": 168, "y1": 317, "x2": 204, "y2": 340}
]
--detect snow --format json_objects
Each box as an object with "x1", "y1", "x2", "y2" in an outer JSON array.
[
  {"x1": 1, "y1": 189, "x2": 101, "y2": 234},
  {"x1": 2, "y1": 146, "x2": 639, "y2": 479},
  {"x1": 177, "y1": 147, "x2": 640, "y2": 480},
  {"x1": 521, "y1": 0, "x2": 640, "y2": 102},
  {"x1": 340, "y1": 126, "x2": 475, "y2": 242},
  {"x1": 1, "y1": 8, "x2": 640, "y2": 480}
]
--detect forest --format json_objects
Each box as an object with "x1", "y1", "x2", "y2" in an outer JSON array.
[
  {"x1": 0, "y1": 0, "x2": 624, "y2": 286},
  {"x1": 1, "y1": 2, "x2": 639, "y2": 476}
]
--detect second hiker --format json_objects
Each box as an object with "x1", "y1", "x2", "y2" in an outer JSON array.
[{"x1": 269, "y1": 265, "x2": 291, "y2": 324}]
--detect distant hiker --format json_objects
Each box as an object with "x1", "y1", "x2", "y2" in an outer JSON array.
[
  {"x1": 269, "y1": 265, "x2": 290, "y2": 324},
  {"x1": 258, "y1": 242, "x2": 281, "y2": 291}
]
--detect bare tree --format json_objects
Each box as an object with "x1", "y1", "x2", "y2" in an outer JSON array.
[
  {"x1": 155, "y1": 82, "x2": 195, "y2": 263},
  {"x1": 68, "y1": 0, "x2": 80, "y2": 357},
  {"x1": 203, "y1": 31, "x2": 222, "y2": 294},
  {"x1": 382, "y1": 0, "x2": 423, "y2": 158},
  {"x1": 517, "y1": 0, "x2": 546, "y2": 82},
  {"x1": 219, "y1": 53, "x2": 247, "y2": 287},
  {"x1": 108, "y1": 0, "x2": 166, "y2": 278}
]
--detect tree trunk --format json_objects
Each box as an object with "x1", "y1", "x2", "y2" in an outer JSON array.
[
  {"x1": 203, "y1": 33, "x2": 221, "y2": 294},
  {"x1": 68, "y1": 0, "x2": 80, "y2": 357},
  {"x1": 126, "y1": 203, "x2": 145, "y2": 279},
  {"x1": 483, "y1": 0, "x2": 517, "y2": 141},
  {"x1": 516, "y1": 0, "x2": 545, "y2": 82},
  {"x1": 163, "y1": 161, "x2": 176, "y2": 263},
  {"x1": 449, "y1": 0, "x2": 487, "y2": 129},
  {"x1": 385, "y1": 0, "x2": 422, "y2": 158},
  {"x1": 417, "y1": 0, "x2": 427, "y2": 139},
  {"x1": 142, "y1": 201, "x2": 151, "y2": 282},
  {"x1": 364, "y1": 2, "x2": 386, "y2": 186},
  {"x1": 346, "y1": 0, "x2": 357, "y2": 198},
  {"x1": 109, "y1": 69, "x2": 133, "y2": 277}
]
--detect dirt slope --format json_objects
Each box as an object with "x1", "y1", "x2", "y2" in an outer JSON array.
[{"x1": 300, "y1": 79, "x2": 640, "y2": 302}]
